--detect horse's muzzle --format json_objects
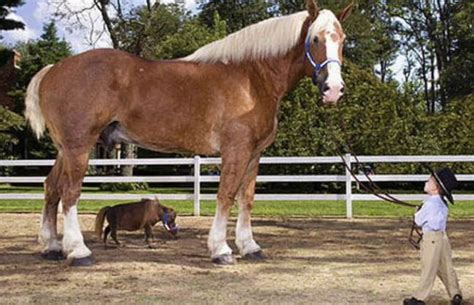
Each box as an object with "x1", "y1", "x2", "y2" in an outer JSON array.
[
  {"x1": 322, "y1": 81, "x2": 344, "y2": 104},
  {"x1": 165, "y1": 223, "x2": 179, "y2": 237}
]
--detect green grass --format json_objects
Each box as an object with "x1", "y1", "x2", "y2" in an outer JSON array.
[
  {"x1": 0, "y1": 185, "x2": 472, "y2": 217},
  {"x1": 0, "y1": 198, "x2": 472, "y2": 218}
]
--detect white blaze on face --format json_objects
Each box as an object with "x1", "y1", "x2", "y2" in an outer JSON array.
[
  {"x1": 309, "y1": 10, "x2": 345, "y2": 103},
  {"x1": 324, "y1": 31, "x2": 344, "y2": 102}
]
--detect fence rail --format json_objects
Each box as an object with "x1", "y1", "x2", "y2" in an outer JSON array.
[{"x1": 1, "y1": 155, "x2": 473, "y2": 218}]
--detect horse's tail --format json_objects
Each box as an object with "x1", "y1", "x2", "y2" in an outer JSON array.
[
  {"x1": 94, "y1": 206, "x2": 111, "y2": 239},
  {"x1": 24, "y1": 64, "x2": 54, "y2": 139}
]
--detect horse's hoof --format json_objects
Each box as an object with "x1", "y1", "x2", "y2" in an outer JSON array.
[
  {"x1": 243, "y1": 250, "x2": 265, "y2": 261},
  {"x1": 68, "y1": 256, "x2": 94, "y2": 267},
  {"x1": 211, "y1": 254, "x2": 235, "y2": 265},
  {"x1": 41, "y1": 250, "x2": 65, "y2": 261}
]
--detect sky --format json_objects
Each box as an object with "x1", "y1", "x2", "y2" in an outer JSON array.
[{"x1": 1, "y1": 0, "x2": 197, "y2": 52}]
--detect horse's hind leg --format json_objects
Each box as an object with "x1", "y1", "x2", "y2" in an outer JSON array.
[
  {"x1": 105, "y1": 212, "x2": 121, "y2": 247},
  {"x1": 110, "y1": 222, "x2": 121, "y2": 246},
  {"x1": 59, "y1": 150, "x2": 93, "y2": 266},
  {"x1": 39, "y1": 154, "x2": 64, "y2": 260},
  {"x1": 235, "y1": 155, "x2": 263, "y2": 260},
  {"x1": 103, "y1": 225, "x2": 111, "y2": 247}
]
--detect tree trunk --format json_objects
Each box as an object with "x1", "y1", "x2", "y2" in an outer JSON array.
[
  {"x1": 94, "y1": 0, "x2": 120, "y2": 49},
  {"x1": 120, "y1": 143, "x2": 136, "y2": 176}
]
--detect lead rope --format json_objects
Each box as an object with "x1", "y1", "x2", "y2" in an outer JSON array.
[{"x1": 323, "y1": 114, "x2": 423, "y2": 248}]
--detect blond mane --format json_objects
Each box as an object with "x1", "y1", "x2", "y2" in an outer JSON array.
[{"x1": 183, "y1": 11, "x2": 312, "y2": 64}]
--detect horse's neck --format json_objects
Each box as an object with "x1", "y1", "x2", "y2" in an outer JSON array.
[{"x1": 246, "y1": 39, "x2": 306, "y2": 103}]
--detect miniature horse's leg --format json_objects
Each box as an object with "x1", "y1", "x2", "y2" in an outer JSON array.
[
  {"x1": 208, "y1": 136, "x2": 255, "y2": 265},
  {"x1": 235, "y1": 154, "x2": 264, "y2": 260},
  {"x1": 144, "y1": 224, "x2": 154, "y2": 248},
  {"x1": 60, "y1": 150, "x2": 93, "y2": 266},
  {"x1": 39, "y1": 154, "x2": 64, "y2": 260},
  {"x1": 103, "y1": 225, "x2": 111, "y2": 246},
  {"x1": 110, "y1": 221, "x2": 120, "y2": 246}
]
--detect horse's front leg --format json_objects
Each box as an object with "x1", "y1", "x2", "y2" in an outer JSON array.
[
  {"x1": 235, "y1": 155, "x2": 264, "y2": 260},
  {"x1": 144, "y1": 224, "x2": 155, "y2": 248},
  {"x1": 208, "y1": 139, "x2": 254, "y2": 265}
]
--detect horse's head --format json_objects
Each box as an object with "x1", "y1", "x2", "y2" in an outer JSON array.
[
  {"x1": 154, "y1": 199, "x2": 179, "y2": 237},
  {"x1": 304, "y1": 0, "x2": 353, "y2": 104}
]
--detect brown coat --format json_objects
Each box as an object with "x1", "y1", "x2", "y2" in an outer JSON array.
[{"x1": 94, "y1": 199, "x2": 177, "y2": 246}]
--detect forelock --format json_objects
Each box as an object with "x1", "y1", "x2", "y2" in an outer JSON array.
[{"x1": 307, "y1": 10, "x2": 340, "y2": 39}]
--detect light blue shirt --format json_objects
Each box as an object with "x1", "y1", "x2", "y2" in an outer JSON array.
[{"x1": 415, "y1": 195, "x2": 448, "y2": 232}]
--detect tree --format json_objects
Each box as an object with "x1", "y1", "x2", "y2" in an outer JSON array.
[
  {"x1": 155, "y1": 12, "x2": 227, "y2": 59},
  {"x1": 0, "y1": 105, "x2": 23, "y2": 165},
  {"x1": 198, "y1": 0, "x2": 272, "y2": 32},
  {"x1": 0, "y1": 0, "x2": 24, "y2": 39},
  {"x1": 390, "y1": 0, "x2": 471, "y2": 112},
  {"x1": 440, "y1": 0, "x2": 474, "y2": 100},
  {"x1": 113, "y1": 3, "x2": 183, "y2": 58},
  {"x1": 15, "y1": 22, "x2": 71, "y2": 88}
]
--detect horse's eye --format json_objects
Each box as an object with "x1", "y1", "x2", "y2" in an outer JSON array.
[{"x1": 313, "y1": 37, "x2": 319, "y2": 44}]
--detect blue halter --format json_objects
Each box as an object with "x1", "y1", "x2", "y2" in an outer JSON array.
[
  {"x1": 304, "y1": 35, "x2": 341, "y2": 85},
  {"x1": 162, "y1": 210, "x2": 169, "y2": 224}
]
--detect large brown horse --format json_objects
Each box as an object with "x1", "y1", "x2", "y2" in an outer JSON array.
[{"x1": 25, "y1": 0, "x2": 352, "y2": 266}]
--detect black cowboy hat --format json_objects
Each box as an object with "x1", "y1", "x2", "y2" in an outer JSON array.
[{"x1": 423, "y1": 165, "x2": 459, "y2": 204}]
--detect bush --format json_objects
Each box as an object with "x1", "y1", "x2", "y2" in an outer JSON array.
[{"x1": 99, "y1": 182, "x2": 149, "y2": 192}]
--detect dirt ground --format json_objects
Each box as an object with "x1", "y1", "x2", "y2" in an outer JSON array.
[{"x1": 0, "y1": 214, "x2": 473, "y2": 305}]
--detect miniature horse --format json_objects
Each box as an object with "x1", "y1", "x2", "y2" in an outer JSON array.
[
  {"x1": 94, "y1": 199, "x2": 178, "y2": 248},
  {"x1": 26, "y1": 0, "x2": 352, "y2": 265}
]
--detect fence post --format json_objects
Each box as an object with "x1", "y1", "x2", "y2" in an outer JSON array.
[
  {"x1": 193, "y1": 155, "x2": 201, "y2": 216},
  {"x1": 344, "y1": 153, "x2": 353, "y2": 218}
]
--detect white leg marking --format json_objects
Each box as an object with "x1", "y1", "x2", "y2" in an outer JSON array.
[
  {"x1": 38, "y1": 207, "x2": 61, "y2": 253},
  {"x1": 208, "y1": 207, "x2": 232, "y2": 258},
  {"x1": 236, "y1": 208, "x2": 261, "y2": 256},
  {"x1": 62, "y1": 205, "x2": 92, "y2": 259}
]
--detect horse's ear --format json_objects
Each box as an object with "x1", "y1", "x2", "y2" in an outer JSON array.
[
  {"x1": 306, "y1": 0, "x2": 320, "y2": 20},
  {"x1": 337, "y1": 2, "x2": 354, "y2": 23}
]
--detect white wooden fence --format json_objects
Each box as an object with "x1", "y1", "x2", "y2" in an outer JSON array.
[{"x1": 0, "y1": 155, "x2": 473, "y2": 218}]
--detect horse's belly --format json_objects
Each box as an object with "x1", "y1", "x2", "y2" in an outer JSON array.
[{"x1": 101, "y1": 121, "x2": 221, "y2": 155}]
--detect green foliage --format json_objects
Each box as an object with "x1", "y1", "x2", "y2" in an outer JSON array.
[
  {"x1": 433, "y1": 95, "x2": 474, "y2": 156},
  {"x1": 198, "y1": 0, "x2": 272, "y2": 32},
  {"x1": 112, "y1": 4, "x2": 227, "y2": 60},
  {"x1": 15, "y1": 22, "x2": 72, "y2": 87},
  {"x1": 155, "y1": 12, "x2": 227, "y2": 59},
  {"x1": 113, "y1": 3, "x2": 183, "y2": 57},
  {"x1": 0, "y1": 105, "x2": 23, "y2": 161},
  {"x1": 99, "y1": 182, "x2": 149, "y2": 192},
  {"x1": 440, "y1": 0, "x2": 474, "y2": 99}
]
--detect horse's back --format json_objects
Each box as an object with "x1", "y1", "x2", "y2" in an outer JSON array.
[{"x1": 108, "y1": 200, "x2": 158, "y2": 231}]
